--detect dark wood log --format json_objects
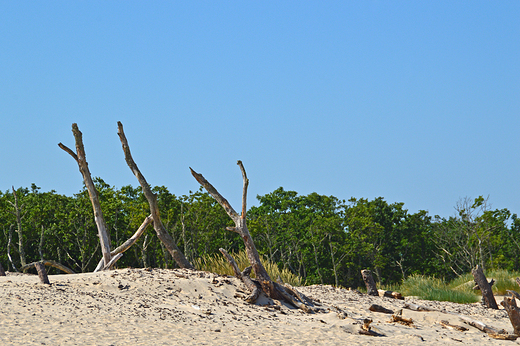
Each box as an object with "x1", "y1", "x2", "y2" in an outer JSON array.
[
  {"x1": 94, "y1": 214, "x2": 153, "y2": 272},
  {"x1": 117, "y1": 122, "x2": 193, "y2": 269},
  {"x1": 20, "y1": 260, "x2": 75, "y2": 274},
  {"x1": 35, "y1": 262, "x2": 50, "y2": 284},
  {"x1": 361, "y1": 270, "x2": 378, "y2": 296},
  {"x1": 471, "y1": 265, "x2": 498, "y2": 309},
  {"x1": 59, "y1": 124, "x2": 112, "y2": 267},
  {"x1": 0, "y1": 262, "x2": 5, "y2": 276},
  {"x1": 501, "y1": 297, "x2": 520, "y2": 336},
  {"x1": 369, "y1": 304, "x2": 394, "y2": 314}
]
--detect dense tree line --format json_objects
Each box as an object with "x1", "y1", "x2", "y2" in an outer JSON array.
[{"x1": 1, "y1": 181, "x2": 518, "y2": 288}]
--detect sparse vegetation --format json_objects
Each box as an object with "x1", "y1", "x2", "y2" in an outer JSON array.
[
  {"x1": 193, "y1": 250, "x2": 303, "y2": 286},
  {"x1": 398, "y1": 274, "x2": 479, "y2": 304}
]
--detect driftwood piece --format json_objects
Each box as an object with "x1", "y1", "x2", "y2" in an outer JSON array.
[
  {"x1": 35, "y1": 262, "x2": 50, "y2": 284},
  {"x1": 191, "y1": 162, "x2": 315, "y2": 312},
  {"x1": 358, "y1": 318, "x2": 385, "y2": 336},
  {"x1": 378, "y1": 289, "x2": 404, "y2": 300},
  {"x1": 0, "y1": 262, "x2": 5, "y2": 276},
  {"x1": 404, "y1": 303, "x2": 435, "y2": 311},
  {"x1": 440, "y1": 320, "x2": 468, "y2": 332},
  {"x1": 117, "y1": 122, "x2": 193, "y2": 269},
  {"x1": 369, "y1": 304, "x2": 394, "y2": 314},
  {"x1": 471, "y1": 265, "x2": 498, "y2": 309},
  {"x1": 501, "y1": 297, "x2": 520, "y2": 336},
  {"x1": 94, "y1": 215, "x2": 153, "y2": 272},
  {"x1": 456, "y1": 313, "x2": 508, "y2": 335},
  {"x1": 361, "y1": 270, "x2": 378, "y2": 296},
  {"x1": 59, "y1": 124, "x2": 112, "y2": 267},
  {"x1": 20, "y1": 260, "x2": 75, "y2": 274},
  {"x1": 219, "y1": 248, "x2": 260, "y2": 303}
]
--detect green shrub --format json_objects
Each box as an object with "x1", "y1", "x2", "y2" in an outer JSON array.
[{"x1": 194, "y1": 250, "x2": 303, "y2": 286}]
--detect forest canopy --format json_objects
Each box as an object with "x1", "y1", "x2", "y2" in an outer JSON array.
[{"x1": 1, "y1": 181, "x2": 518, "y2": 288}]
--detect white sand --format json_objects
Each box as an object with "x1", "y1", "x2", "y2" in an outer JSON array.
[{"x1": 0, "y1": 268, "x2": 517, "y2": 345}]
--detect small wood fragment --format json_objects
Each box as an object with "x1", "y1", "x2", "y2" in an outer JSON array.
[
  {"x1": 440, "y1": 320, "x2": 468, "y2": 332},
  {"x1": 369, "y1": 304, "x2": 394, "y2": 314},
  {"x1": 404, "y1": 303, "x2": 436, "y2": 312},
  {"x1": 35, "y1": 262, "x2": 50, "y2": 284},
  {"x1": 390, "y1": 309, "x2": 414, "y2": 327},
  {"x1": 358, "y1": 318, "x2": 385, "y2": 337},
  {"x1": 378, "y1": 289, "x2": 404, "y2": 300}
]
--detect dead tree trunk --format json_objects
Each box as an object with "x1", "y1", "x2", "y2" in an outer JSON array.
[
  {"x1": 472, "y1": 265, "x2": 498, "y2": 309},
  {"x1": 191, "y1": 162, "x2": 274, "y2": 293},
  {"x1": 191, "y1": 161, "x2": 315, "y2": 312},
  {"x1": 8, "y1": 187, "x2": 27, "y2": 268},
  {"x1": 361, "y1": 269, "x2": 378, "y2": 296},
  {"x1": 117, "y1": 122, "x2": 193, "y2": 269},
  {"x1": 7, "y1": 225, "x2": 18, "y2": 272},
  {"x1": 59, "y1": 123, "x2": 112, "y2": 268}
]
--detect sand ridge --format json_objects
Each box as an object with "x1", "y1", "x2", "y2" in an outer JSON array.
[{"x1": 0, "y1": 268, "x2": 517, "y2": 345}]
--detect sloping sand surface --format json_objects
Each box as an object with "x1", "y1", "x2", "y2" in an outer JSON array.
[{"x1": 0, "y1": 268, "x2": 516, "y2": 345}]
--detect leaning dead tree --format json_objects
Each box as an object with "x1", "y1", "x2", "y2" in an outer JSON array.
[
  {"x1": 59, "y1": 123, "x2": 112, "y2": 268},
  {"x1": 191, "y1": 161, "x2": 315, "y2": 312},
  {"x1": 472, "y1": 265, "x2": 498, "y2": 309},
  {"x1": 117, "y1": 122, "x2": 193, "y2": 269}
]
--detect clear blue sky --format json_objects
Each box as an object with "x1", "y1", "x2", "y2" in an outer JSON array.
[{"x1": 1, "y1": 1, "x2": 518, "y2": 218}]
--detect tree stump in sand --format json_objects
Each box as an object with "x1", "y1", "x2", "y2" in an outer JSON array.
[
  {"x1": 501, "y1": 297, "x2": 520, "y2": 336},
  {"x1": 471, "y1": 265, "x2": 498, "y2": 309},
  {"x1": 35, "y1": 262, "x2": 50, "y2": 284},
  {"x1": 361, "y1": 270, "x2": 378, "y2": 296}
]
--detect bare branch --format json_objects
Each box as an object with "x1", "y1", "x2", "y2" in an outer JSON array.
[
  {"x1": 237, "y1": 160, "x2": 249, "y2": 219},
  {"x1": 58, "y1": 143, "x2": 78, "y2": 162},
  {"x1": 190, "y1": 167, "x2": 240, "y2": 222}
]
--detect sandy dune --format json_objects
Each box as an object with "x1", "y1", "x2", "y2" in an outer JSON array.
[{"x1": 0, "y1": 268, "x2": 517, "y2": 345}]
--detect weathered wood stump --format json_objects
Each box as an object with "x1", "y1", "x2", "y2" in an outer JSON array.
[
  {"x1": 361, "y1": 270, "x2": 378, "y2": 296},
  {"x1": 35, "y1": 262, "x2": 50, "y2": 284},
  {"x1": 501, "y1": 296, "x2": 520, "y2": 336},
  {"x1": 472, "y1": 265, "x2": 498, "y2": 309}
]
